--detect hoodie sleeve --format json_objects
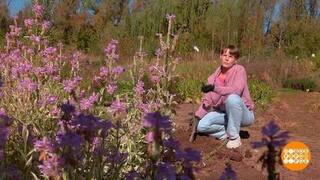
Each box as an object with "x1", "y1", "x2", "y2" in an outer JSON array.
[
  {"x1": 195, "y1": 69, "x2": 221, "y2": 119},
  {"x1": 214, "y1": 67, "x2": 246, "y2": 96},
  {"x1": 195, "y1": 91, "x2": 222, "y2": 119}
]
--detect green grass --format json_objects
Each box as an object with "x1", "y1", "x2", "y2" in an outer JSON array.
[{"x1": 248, "y1": 79, "x2": 274, "y2": 110}]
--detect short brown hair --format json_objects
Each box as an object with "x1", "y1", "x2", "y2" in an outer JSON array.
[{"x1": 220, "y1": 45, "x2": 240, "y2": 59}]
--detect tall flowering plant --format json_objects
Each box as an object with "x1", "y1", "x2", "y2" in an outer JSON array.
[
  {"x1": 146, "y1": 13, "x2": 180, "y2": 126},
  {"x1": 0, "y1": 3, "x2": 69, "y2": 177},
  {"x1": 0, "y1": 1, "x2": 201, "y2": 179}
]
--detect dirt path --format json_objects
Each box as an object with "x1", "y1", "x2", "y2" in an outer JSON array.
[{"x1": 173, "y1": 90, "x2": 320, "y2": 180}]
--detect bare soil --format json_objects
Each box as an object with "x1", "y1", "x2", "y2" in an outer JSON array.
[{"x1": 173, "y1": 90, "x2": 320, "y2": 180}]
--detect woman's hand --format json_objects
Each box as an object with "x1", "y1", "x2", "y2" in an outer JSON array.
[{"x1": 201, "y1": 83, "x2": 215, "y2": 93}]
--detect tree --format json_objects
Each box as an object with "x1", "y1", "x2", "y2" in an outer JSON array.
[{"x1": 0, "y1": 0, "x2": 10, "y2": 46}]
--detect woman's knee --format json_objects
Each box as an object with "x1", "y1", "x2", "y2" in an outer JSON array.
[
  {"x1": 241, "y1": 113, "x2": 255, "y2": 127},
  {"x1": 197, "y1": 121, "x2": 207, "y2": 132},
  {"x1": 225, "y1": 94, "x2": 242, "y2": 107},
  {"x1": 241, "y1": 119, "x2": 254, "y2": 127}
]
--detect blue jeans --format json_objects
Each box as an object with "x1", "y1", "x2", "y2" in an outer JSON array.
[{"x1": 197, "y1": 94, "x2": 254, "y2": 140}]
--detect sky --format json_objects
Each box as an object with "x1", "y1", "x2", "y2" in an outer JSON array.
[
  {"x1": 7, "y1": 0, "x2": 30, "y2": 16},
  {"x1": 7, "y1": 0, "x2": 136, "y2": 16}
]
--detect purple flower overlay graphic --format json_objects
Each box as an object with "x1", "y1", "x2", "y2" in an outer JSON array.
[
  {"x1": 220, "y1": 163, "x2": 237, "y2": 180},
  {"x1": 156, "y1": 162, "x2": 176, "y2": 180},
  {"x1": 143, "y1": 112, "x2": 171, "y2": 131},
  {"x1": 0, "y1": 114, "x2": 10, "y2": 160},
  {"x1": 251, "y1": 121, "x2": 290, "y2": 148}
]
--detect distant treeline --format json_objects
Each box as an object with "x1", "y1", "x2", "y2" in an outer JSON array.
[{"x1": 1, "y1": 0, "x2": 320, "y2": 58}]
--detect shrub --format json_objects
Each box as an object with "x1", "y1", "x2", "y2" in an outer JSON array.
[
  {"x1": 175, "y1": 77, "x2": 202, "y2": 101},
  {"x1": 249, "y1": 79, "x2": 274, "y2": 109},
  {"x1": 283, "y1": 78, "x2": 317, "y2": 91}
]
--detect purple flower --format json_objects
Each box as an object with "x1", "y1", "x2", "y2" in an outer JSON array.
[
  {"x1": 126, "y1": 171, "x2": 140, "y2": 180},
  {"x1": 38, "y1": 154, "x2": 64, "y2": 178},
  {"x1": 47, "y1": 95, "x2": 58, "y2": 105},
  {"x1": 134, "y1": 80, "x2": 145, "y2": 95},
  {"x1": 60, "y1": 102, "x2": 76, "y2": 115},
  {"x1": 176, "y1": 148, "x2": 201, "y2": 163},
  {"x1": 34, "y1": 137, "x2": 56, "y2": 153},
  {"x1": 251, "y1": 121, "x2": 290, "y2": 148},
  {"x1": 156, "y1": 162, "x2": 176, "y2": 180},
  {"x1": 56, "y1": 132, "x2": 83, "y2": 152},
  {"x1": 71, "y1": 114, "x2": 112, "y2": 138},
  {"x1": 0, "y1": 109, "x2": 12, "y2": 126},
  {"x1": 105, "y1": 39, "x2": 119, "y2": 60},
  {"x1": 80, "y1": 93, "x2": 99, "y2": 110},
  {"x1": 107, "y1": 83, "x2": 118, "y2": 94},
  {"x1": 18, "y1": 78, "x2": 38, "y2": 92},
  {"x1": 110, "y1": 99, "x2": 126, "y2": 114},
  {"x1": 24, "y1": 19, "x2": 33, "y2": 28},
  {"x1": 42, "y1": 47, "x2": 57, "y2": 58},
  {"x1": 30, "y1": 35, "x2": 41, "y2": 43},
  {"x1": 151, "y1": 75, "x2": 160, "y2": 83},
  {"x1": 0, "y1": 165, "x2": 22, "y2": 180},
  {"x1": 91, "y1": 137, "x2": 103, "y2": 155},
  {"x1": 63, "y1": 76, "x2": 82, "y2": 93},
  {"x1": 8, "y1": 25, "x2": 22, "y2": 37},
  {"x1": 12, "y1": 62, "x2": 33, "y2": 77},
  {"x1": 71, "y1": 52, "x2": 81, "y2": 71},
  {"x1": 262, "y1": 121, "x2": 279, "y2": 137},
  {"x1": 99, "y1": 66, "x2": 109, "y2": 77},
  {"x1": 155, "y1": 48, "x2": 163, "y2": 58},
  {"x1": 33, "y1": 3, "x2": 44, "y2": 17},
  {"x1": 42, "y1": 20, "x2": 51, "y2": 31},
  {"x1": 0, "y1": 127, "x2": 9, "y2": 158},
  {"x1": 251, "y1": 138, "x2": 268, "y2": 149},
  {"x1": 112, "y1": 66, "x2": 125, "y2": 75},
  {"x1": 143, "y1": 112, "x2": 171, "y2": 131},
  {"x1": 164, "y1": 137, "x2": 180, "y2": 149},
  {"x1": 220, "y1": 164, "x2": 237, "y2": 180},
  {"x1": 44, "y1": 65, "x2": 58, "y2": 75},
  {"x1": 137, "y1": 102, "x2": 150, "y2": 113},
  {"x1": 166, "y1": 13, "x2": 176, "y2": 21},
  {"x1": 50, "y1": 107, "x2": 60, "y2": 117}
]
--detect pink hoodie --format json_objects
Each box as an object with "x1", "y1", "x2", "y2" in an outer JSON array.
[{"x1": 195, "y1": 64, "x2": 254, "y2": 118}]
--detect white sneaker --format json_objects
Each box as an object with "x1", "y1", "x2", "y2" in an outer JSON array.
[{"x1": 226, "y1": 137, "x2": 242, "y2": 149}]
